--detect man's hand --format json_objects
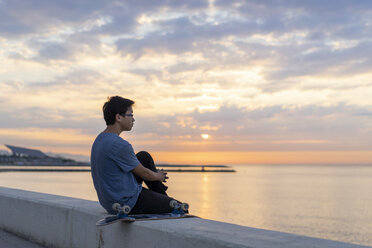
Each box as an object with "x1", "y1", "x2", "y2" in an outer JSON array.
[
  {"x1": 133, "y1": 164, "x2": 169, "y2": 182},
  {"x1": 156, "y1": 169, "x2": 169, "y2": 182}
]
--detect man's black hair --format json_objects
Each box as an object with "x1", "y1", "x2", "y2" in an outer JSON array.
[{"x1": 103, "y1": 96, "x2": 134, "y2": 125}]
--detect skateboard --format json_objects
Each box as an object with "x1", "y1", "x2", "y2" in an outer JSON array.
[{"x1": 96, "y1": 200, "x2": 195, "y2": 226}]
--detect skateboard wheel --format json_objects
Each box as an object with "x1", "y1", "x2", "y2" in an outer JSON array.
[
  {"x1": 112, "y1": 203, "x2": 121, "y2": 211},
  {"x1": 112, "y1": 203, "x2": 131, "y2": 214},
  {"x1": 122, "y1": 205, "x2": 131, "y2": 214},
  {"x1": 181, "y1": 203, "x2": 189, "y2": 212},
  {"x1": 169, "y1": 200, "x2": 179, "y2": 209}
]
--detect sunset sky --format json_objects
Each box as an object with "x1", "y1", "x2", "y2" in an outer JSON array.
[{"x1": 0, "y1": 0, "x2": 371, "y2": 165}]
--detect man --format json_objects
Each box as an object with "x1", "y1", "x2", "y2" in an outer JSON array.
[{"x1": 91, "y1": 96, "x2": 183, "y2": 214}]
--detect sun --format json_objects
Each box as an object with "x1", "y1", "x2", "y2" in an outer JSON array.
[{"x1": 201, "y1": 134, "x2": 209, "y2": 139}]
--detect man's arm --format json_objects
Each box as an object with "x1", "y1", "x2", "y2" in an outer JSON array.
[{"x1": 132, "y1": 164, "x2": 168, "y2": 182}]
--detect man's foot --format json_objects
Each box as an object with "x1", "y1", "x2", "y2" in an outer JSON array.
[{"x1": 159, "y1": 184, "x2": 168, "y2": 195}]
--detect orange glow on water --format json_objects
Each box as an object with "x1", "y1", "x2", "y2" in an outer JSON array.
[{"x1": 152, "y1": 151, "x2": 372, "y2": 165}]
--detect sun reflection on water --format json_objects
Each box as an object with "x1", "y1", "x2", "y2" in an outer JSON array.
[{"x1": 199, "y1": 174, "x2": 211, "y2": 219}]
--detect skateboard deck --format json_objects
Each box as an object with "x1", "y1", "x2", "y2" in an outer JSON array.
[
  {"x1": 96, "y1": 213, "x2": 197, "y2": 226},
  {"x1": 96, "y1": 200, "x2": 196, "y2": 226},
  {"x1": 127, "y1": 213, "x2": 196, "y2": 221}
]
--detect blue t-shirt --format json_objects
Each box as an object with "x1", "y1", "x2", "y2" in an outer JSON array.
[{"x1": 90, "y1": 132, "x2": 142, "y2": 214}]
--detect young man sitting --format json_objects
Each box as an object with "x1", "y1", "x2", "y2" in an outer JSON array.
[{"x1": 91, "y1": 96, "x2": 185, "y2": 214}]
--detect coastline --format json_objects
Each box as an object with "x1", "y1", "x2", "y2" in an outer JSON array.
[{"x1": 0, "y1": 164, "x2": 236, "y2": 173}]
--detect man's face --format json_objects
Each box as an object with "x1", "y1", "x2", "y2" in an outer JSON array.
[{"x1": 120, "y1": 106, "x2": 135, "y2": 131}]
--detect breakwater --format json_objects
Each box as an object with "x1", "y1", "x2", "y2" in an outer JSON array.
[{"x1": 0, "y1": 164, "x2": 236, "y2": 173}]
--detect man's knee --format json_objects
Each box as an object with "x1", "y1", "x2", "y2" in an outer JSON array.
[
  {"x1": 136, "y1": 151, "x2": 154, "y2": 167},
  {"x1": 136, "y1": 151, "x2": 151, "y2": 159}
]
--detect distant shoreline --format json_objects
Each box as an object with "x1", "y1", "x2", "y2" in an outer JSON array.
[
  {"x1": 0, "y1": 163, "x2": 229, "y2": 167},
  {"x1": 0, "y1": 164, "x2": 236, "y2": 173},
  {"x1": 0, "y1": 163, "x2": 89, "y2": 167},
  {"x1": 156, "y1": 164, "x2": 230, "y2": 168}
]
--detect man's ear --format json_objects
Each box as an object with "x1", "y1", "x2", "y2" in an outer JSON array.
[{"x1": 115, "y1": 113, "x2": 122, "y2": 122}]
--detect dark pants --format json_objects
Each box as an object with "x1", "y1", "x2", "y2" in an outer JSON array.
[{"x1": 130, "y1": 151, "x2": 176, "y2": 214}]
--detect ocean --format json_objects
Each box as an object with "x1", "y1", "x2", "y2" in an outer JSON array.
[{"x1": 0, "y1": 164, "x2": 371, "y2": 246}]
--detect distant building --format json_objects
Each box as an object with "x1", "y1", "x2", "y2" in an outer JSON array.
[
  {"x1": 0, "y1": 144, "x2": 88, "y2": 166},
  {"x1": 5, "y1": 144, "x2": 47, "y2": 158}
]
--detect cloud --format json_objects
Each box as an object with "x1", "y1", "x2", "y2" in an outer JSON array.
[
  {"x1": 0, "y1": 0, "x2": 209, "y2": 38},
  {"x1": 0, "y1": 70, "x2": 108, "y2": 134},
  {"x1": 264, "y1": 41, "x2": 372, "y2": 80},
  {"x1": 36, "y1": 42, "x2": 72, "y2": 61},
  {"x1": 129, "y1": 103, "x2": 372, "y2": 152}
]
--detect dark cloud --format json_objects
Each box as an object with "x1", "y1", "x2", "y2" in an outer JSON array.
[
  {"x1": 0, "y1": 0, "x2": 209, "y2": 37},
  {"x1": 0, "y1": 106, "x2": 102, "y2": 134},
  {"x1": 0, "y1": 12, "x2": 33, "y2": 36},
  {"x1": 215, "y1": 0, "x2": 372, "y2": 16},
  {"x1": 265, "y1": 41, "x2": 372, "y2": 80},
  {"x1": 26, "y1": 69, "x2": 104, "y2": 87},
  {"x1": 213, "y1": 0, "x2": 372, "y2": 36},
  {"x1": 0, "y1": 0, "x2": 108, "y2": 36},
  {"x1": 37, "y1": 42, "x2": 72, "y2": 61},
  {"x1": 166, "y1": 62, "x2": 203, "y2": 74},
  {"x1": 115, "y1": 16, "x2": 259, "y2": 57}
]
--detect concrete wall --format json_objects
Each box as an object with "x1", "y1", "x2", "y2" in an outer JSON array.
[{"x1": 0, "y1": 186, "x2": 370, "y2": 248}]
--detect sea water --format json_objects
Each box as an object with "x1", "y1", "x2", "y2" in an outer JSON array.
[{"x1": 0, "y1": 164, "x2": 371, "y2": 246}]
